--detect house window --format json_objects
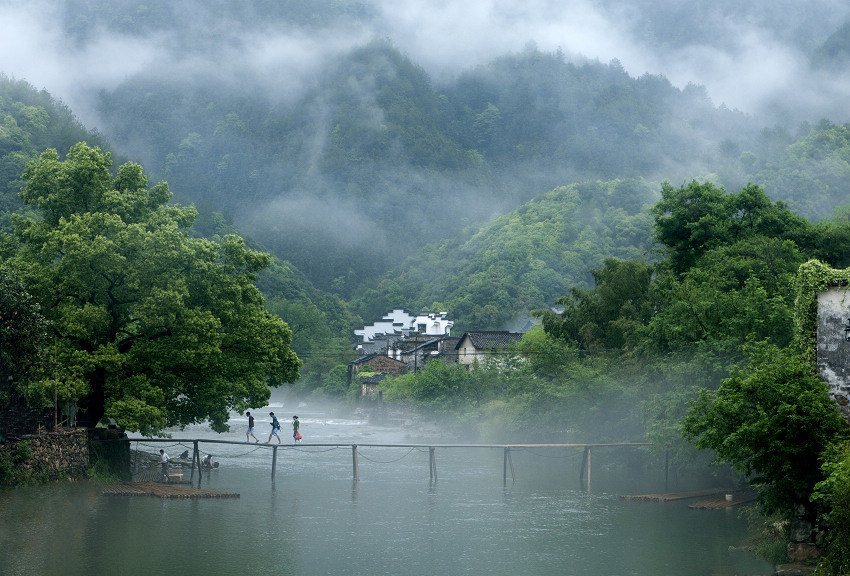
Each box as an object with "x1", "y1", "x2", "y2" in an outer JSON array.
[{"x1": 418, "y1": 323, "x2": 426, "y2": 332}]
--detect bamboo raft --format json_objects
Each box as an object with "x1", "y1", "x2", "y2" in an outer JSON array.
[
  {"x1": 620, "y1": 489, "x2": 724, "y2": 502},
  {"x1": 102, "y1": 481, "x2": 239, "y2": 499}
]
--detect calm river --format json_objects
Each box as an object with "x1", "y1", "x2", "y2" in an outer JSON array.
[{"x1": 0, "y1": 401, "x2": 773, "y2": 576}]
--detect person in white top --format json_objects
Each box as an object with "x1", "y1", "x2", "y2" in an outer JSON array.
[{"x1": 159, "y1": 449, "x2": 170, "y2": 482}]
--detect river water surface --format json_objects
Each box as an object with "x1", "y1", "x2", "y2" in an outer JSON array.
[{"x1": 0, "y1": 402, "x2": 773, "y2": 576}]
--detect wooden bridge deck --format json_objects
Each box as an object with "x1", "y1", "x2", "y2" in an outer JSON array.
[
  {"x1": 102, "y1": 481, "x2": 239, "y2": 499},
  {"x1": 621, "y1": 489, "x2": 756, "y2": 508},
  {"x1": 620, "y1": 489, "x2": 723, "y2": 502},
  {"x1": 689, "y1": 493, "x2": 756, "y2": 509}
]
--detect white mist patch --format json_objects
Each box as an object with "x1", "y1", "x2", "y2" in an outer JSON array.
[
  {"x1": 0, "y1": 1, "x2": 161, "y2": 125},
  {"x1": 372, "y1": 0, "x2": 635, "y2": 74},
  {"x1": 237, "y1": 194, "x2": 389, "y2": 251}
]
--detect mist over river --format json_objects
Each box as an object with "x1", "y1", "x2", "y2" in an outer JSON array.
[{"x1": 0, "y1": 400, "x2": 772, "y2": 576}]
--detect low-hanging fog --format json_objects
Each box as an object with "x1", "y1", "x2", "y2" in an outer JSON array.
[{"x1": 3, "y1": 0, "x2": 849, "y2": 125}]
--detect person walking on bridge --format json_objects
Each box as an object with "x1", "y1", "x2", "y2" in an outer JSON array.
[
  {"x1": 267, "y1": 412, "x2": 281, "y2": 444},
  {"x1": 292, "y1": 415, "x2": 301, "y2": 444},
  {"x1": 246, "y1": 411, "x2": 259, "y2": 443}
]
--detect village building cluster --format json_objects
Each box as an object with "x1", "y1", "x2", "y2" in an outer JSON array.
[{"x1": 349, "y1": 309, "x2": 523, "y2": 396}]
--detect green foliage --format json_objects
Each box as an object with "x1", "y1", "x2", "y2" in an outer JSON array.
[
  {"x1": 540, "y1": 257, "x2": 654, "y2": 350},
  {"x1": 7, "y1": 143, "x2": 300, "y2": 434},
  {"x1": 792, "y1": 259, "x2": 850, "y2": 368},
  {"x1": 0, "y1": 75, "x2": 112, "y2": 227},
  {"x1": 12, "y1": 439, "x2": 32, "y2": 463},
  {"x1": 729, "y1": 123, "x2": 850, "y2": 222},
  {"x1": 639, "y1": 358, "x2": 722, "y2": 468},
  {"x1": 382, "y1": 360, "x2": 493, "y2": 413},
  {"x1": 740, "y1": 509, "x2": 791, "y2": 566},
  {"x1": 642, "y1": 239, "x2": 800, "y2": 359},
  {"x1": 812, "y1": 440, "x2": 850, "y2": 574},
  {"x1": 257, "y1": 258, "x2": 359, "y2": 392},
  {"x1": 0, "y1": 266, "x2": 50, "y2": 389},
  {"x1": 0, "y1": 440, "x2": 44, "y2": 487},
  {"x1": 682, "y1": 343, "x2": 845, "y2": 515},
  {"x1": 652, "y1": 181, "x2": 812, "y2": 274}
]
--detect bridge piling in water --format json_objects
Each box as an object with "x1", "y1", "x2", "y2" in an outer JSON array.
[
  {"x1": 191, "y1": 440, "x2": 201, "y2": 485},
  {"x1": 502, "y1": 447, "x2": 515, "y2": 486},
  {"x1": 579, "y1": 446, "x2": 592, "y2": 492}
]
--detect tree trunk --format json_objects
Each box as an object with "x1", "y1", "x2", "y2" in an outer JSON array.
[{"x1": 76, "y1": 368, "x2": 106, "y2": 428}]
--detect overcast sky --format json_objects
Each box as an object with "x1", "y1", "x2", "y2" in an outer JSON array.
[{"x1": 1, "y1": 0, "x2": 849, "y2": 127}]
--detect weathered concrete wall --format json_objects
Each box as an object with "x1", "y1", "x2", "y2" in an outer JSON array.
[{"x1": 816, "y1": 288, "x2": 850, "y2": 418}]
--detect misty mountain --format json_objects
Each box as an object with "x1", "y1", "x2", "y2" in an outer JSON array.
[
  {"x1": 4, "y1": 0, "x2": 850, "y2": 340},
  {"x1": 812, "y1": 20, "x2": 850, "y2": 70},
  {"x1": 348, "y1": 117, "x2": 850, "y2": 331},
  {"x1": 92, "y1": 40, "x2": 763, "y2": 294},
  {"x1": 349, "y1": 179, "x2": 657, "y2": 332}
]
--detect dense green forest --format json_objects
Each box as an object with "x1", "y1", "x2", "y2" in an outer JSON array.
[{"x1": 7, "y1": 54, "x2": 850, "y2": 386}]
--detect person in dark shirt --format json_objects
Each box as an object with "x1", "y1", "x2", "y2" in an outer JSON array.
[
  {"x1": 292, "y1": 415, "x2": 301, "y2": 444},
  {"x1": 267, "y1": 412, "x2": 281, "y2": 444},
  {"x1": 246, "y1": 411, "x2": 259, "y2": 443}
]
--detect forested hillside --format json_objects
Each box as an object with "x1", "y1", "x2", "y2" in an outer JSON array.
[
  {"x1": 93, "y1": 42, "x2": 758, "y2": 292},
  {"x1": 0, "y1": 75, "x2": 112, "y2": 222},
  {"x1": 352, "y1": 115, "x2": 850, "y2": 331},
  {"x1": 4, "y1": 1, "x2": 850, "y2": 388},
  {"x1": 350, "y1": 179, "x2": 656, "y2": 331}
]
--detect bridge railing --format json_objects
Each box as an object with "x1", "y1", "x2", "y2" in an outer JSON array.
[{"x1": 106, "y1": 437, "x2": 653, "y2": 489}]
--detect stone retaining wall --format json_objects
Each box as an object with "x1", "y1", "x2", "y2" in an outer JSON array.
[{"x1": 6, "y1": 428, "x2": 90, "y2": 478}]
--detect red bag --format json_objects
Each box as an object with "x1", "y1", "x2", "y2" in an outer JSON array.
[{"x1": 295, "y1": 432, "x2": 302, "y2": 440}]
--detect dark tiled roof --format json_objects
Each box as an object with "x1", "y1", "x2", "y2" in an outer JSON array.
[
  {"x1": 455, "y1": 331, "x2": 523, "y2": 350},
  {"x1": 350, "y1": 353, "x2": 379, "y2": 365}
]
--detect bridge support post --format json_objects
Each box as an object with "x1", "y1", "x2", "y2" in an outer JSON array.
[
  {"x1": 579, "y1": 446, "x2": 591, "y2": 492},
  {"x1": 191, "y1": 440, "x2": 200, "y2": 485},
  {"x1": 272, "y1": 445, "x2": 278, "y2": 481},
  {"x1": 429, "y1": 447, "x2": 437, "y2": 482},
  {"x1": 352, "y1": 444, "x2": 359, "y2": 481},
  {"x1": 503, "y1": 447, "x2": 515, "y2": 486}
]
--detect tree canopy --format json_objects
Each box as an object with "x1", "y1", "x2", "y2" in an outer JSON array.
[
  {"x1": 683, "y1": 344, "x2": 845, "y2": 515},
  {"x1": 6, "y1": 143, "x2": 300, "y2": 434}
]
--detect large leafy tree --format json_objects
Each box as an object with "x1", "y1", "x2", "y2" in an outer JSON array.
[
  {"x1": 682, "y1": 344, "x2": 845, "y2": 515},
  {"x1": 652, "y1": 181, "x2": 813, "y2": 274},
  {"x1": 539, "y1": 257, "x2": 654, "y2": 350},
  {"x1": 8, "y1": 143, "x2": 300, "y2": 434}
]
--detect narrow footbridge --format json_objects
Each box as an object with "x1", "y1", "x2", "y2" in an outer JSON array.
[{"x1": 116, "y1": 438, "x2": 653, "y2": 490}]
